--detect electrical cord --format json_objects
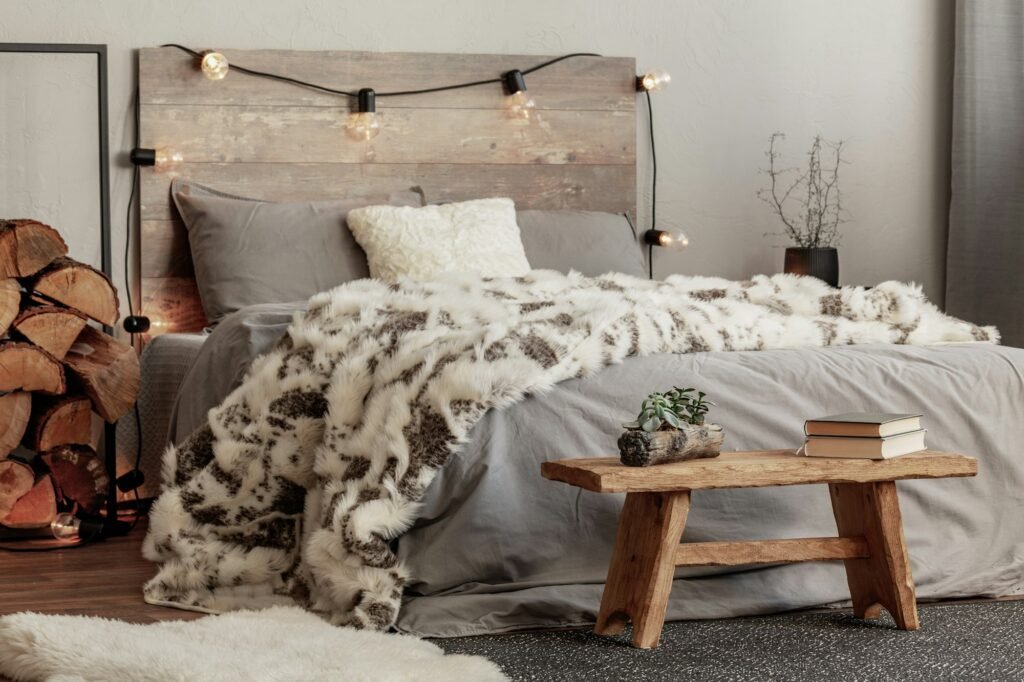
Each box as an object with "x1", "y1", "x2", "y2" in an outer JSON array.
[
  {"x1": 0, "y1": 540, "x2": 94, "y2": 552},
  {"x1": 160, "y1": 44, "x2": 601, "y2": 99},
  {"x1": 0, "y1": 515, "x2": 105, "y2": 552},
  {"x1": 124, "y1": 87, "x2": 145, "y2": 528},
  {"x1": 646, "y1": 90, "x2": 656, "y2": 279}
]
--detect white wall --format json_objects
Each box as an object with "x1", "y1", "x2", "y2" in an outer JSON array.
[{"x1": 0, "y1": 0, "x2": 954, "y2": 308}]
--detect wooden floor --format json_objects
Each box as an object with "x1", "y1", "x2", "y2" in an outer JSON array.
[
  {"x1": 1, "y1": 521, "x2": 1020, "y2": 666},
  {"x1": 0, "y1": 521, "x2": 202, "y2": 624}
]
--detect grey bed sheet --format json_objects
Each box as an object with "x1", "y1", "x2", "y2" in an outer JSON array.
[{"x1": 169, "y1": 302, "x2": 1024, "y2": 637}]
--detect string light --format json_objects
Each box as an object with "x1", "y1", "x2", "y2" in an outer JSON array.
[
  {"x1": 149, "y1": 46, "x2": 678, "y2": 275},
  {"x1": 50, "y1": 512, "x2": 105, "y2": 541},
  {"x1": 346, "y1": 88, "x2": 381, "y2": 141},
  {"x1": 51, "y1": 513, "x2": 80, "y2": 540},
  {"x1": 637, "y1": 82, "x2": 686, "y2": 279},
  {"x1": 130, "y1": 146, "x2": 183, "y2": 171},
  {"x1": 502, "y1": 69, "x2": 535, "y2": 120},
  {"x1": 200, "y1": 51, "x2": 229, "y2": 80},
  {"x1": 644, "y1": 229, "x2": 689, "y2": 250},
  {"x1": 160, "y1": 45, "x2": 603, "y2": 142},
  {"x1": 637, "y1": 70, "x2": 671, "y2": 92}
]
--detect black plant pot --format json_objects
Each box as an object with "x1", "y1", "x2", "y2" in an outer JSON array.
[{"x1": 784, "y1": 247, "x2": 839, "y2": 287}]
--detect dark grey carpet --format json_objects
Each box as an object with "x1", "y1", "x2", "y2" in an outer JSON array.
[{"x1": 434, "y1": 601, "x2": 1024, "y2": 681}]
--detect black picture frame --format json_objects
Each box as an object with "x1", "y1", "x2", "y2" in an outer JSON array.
[{"x1": 0, "y1": 43, "x2": 123, "y2": 537}]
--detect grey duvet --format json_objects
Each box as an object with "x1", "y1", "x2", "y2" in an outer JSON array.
[{"x1": 166, "y1": 303, "x2": 1024, "y2": 637}]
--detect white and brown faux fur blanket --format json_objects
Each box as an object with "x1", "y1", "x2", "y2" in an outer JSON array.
[{"x1": 143, "y1": 271, "x2": 998, "y2": 628}]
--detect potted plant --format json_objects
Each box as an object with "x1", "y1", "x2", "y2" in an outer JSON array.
[
  {"x1": 618, "y1": 387, "x2": 725, "y2": 467},
  {"x1": 758, "y1": 132, "x2": 847, "y2": 286}
]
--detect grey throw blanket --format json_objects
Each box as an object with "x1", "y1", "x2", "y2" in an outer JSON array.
[{"x1": 143, "y1": 271, "x2": 997, "y2": 628}]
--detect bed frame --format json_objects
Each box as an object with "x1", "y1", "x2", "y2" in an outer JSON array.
[{"x1": 137, "y1": 47, "x2": 638, "y2": 334}]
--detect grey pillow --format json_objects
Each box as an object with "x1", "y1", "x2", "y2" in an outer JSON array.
[
  {"x1": 516, "y1": 209, "x2": 647, "y2": 277},
  {"x1": 171, "y1": 179, "x2": 421, "y2": 323}
]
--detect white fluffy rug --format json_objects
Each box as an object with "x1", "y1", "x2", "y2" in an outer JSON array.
[{"x1": 0, "y1": 607, "x2": 507, "y2": 681}]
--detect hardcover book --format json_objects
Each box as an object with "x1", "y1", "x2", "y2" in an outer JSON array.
[
  {"x1": 804, "y1": 412, "x2": 922, "y2": 438},
  {"x1": 803, "y1": 429, "x2": 927, "y2": 459}
]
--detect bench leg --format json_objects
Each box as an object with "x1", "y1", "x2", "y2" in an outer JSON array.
[
  {"x1": 829, "y1": 481, "x2": 919, "y2": 630},
  {"x1": 595, "y1": 490, "x2": 690, "y2": 648}
]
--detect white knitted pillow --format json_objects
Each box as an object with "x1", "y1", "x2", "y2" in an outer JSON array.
[{"x1": 346, "y1": 198, "x2": 532, "y2": 280}]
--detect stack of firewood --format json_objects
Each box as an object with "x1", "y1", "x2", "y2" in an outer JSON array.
[{"x1": 0, "y1": 219, "x2": 139, "y2": 534}]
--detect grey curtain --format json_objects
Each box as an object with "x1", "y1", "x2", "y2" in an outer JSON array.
[{"x1": 948, "y1": 0, "x2": 1024, "y2": 347}]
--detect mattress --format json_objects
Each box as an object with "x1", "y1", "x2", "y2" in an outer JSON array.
[
  {"x1": 115, "y1": 333, "x2": 207, "y2": 499},
  {"x1": 165, "y1": 304, "x2": 1024, "y2": 636}
]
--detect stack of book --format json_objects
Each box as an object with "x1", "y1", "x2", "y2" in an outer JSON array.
[{"x1": 803, "y1": 413, "x2": 926, "y2": 459}]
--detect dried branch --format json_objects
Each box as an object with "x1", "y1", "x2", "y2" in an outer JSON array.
[{"x1": 758, "y1": 132, "x2": 848, "y2": 248}]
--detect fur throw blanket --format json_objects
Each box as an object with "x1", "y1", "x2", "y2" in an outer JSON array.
[{"x1": 143, "y1": 271, "x2": 997, "y2": 629}]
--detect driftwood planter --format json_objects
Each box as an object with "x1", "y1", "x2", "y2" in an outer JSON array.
[{"x1": 618, "y1": 423, "x2": 724, "y2": 467}]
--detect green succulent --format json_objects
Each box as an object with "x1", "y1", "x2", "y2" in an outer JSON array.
[{"x1": 623, "y1": 387, "x2": 716, "y2": 432}]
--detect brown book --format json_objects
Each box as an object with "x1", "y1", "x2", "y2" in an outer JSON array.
[
  {"x1": 804, "y1": 412, "x2": 922, "y2": 438},
  {"x1": 804, "y1": 429, "x2": 927, "y2": 459}
]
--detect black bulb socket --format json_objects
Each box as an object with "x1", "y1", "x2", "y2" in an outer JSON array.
[
  {"x1": 644, "y1": 229, "x2": 666, "y2": 246},
  {"x1": 502, "y1": 69, "x2": 527, "y2": 95},
  {"x1": 130, "y1": 148, "x2": 156, "y2": 167},
  {"x1": 123, "y1": 315, "x2": 151, "y2": 334},
  {"x1": 357, "y1": 88, "x2": 376, "y2": 113},
  {"x1": 116, "y1": 469, "x2": 146, "y2": 493}
]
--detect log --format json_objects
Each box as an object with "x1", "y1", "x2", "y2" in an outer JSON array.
[
  {"x1": 11, "y1": 305, "x2": 88, "y2": 360},
  {"x1": 618, "y1": 423, "x2": 725, "y2": 467},
  {"x1": 0, "y1": 391, "x2": 32, "y2": 458},
  {"x1": 0, "y1": 342, "x2": 66, "y2": 394},
  {"x1": 27, "y1": 257, "x2": 119, "y2": 326},
  {"x1": 25, "y1": 395, "x2": 93, "y2": 452},
  {"x1": 42, "y1": 444, "x2": 108, "y2": 514},
  {"x1": 64, "y1": 326, "x2": 139, "y2": 422},
  {"x1": 0, "y1": 278, "x2": 20, "y2": 336},
  {"x1": 0, "y1": 458, "x2": 35, "y2": 519},
  {"x1": 1, "y1": 474, "x2": 56, "y2": 529},
  {"x1": 0, "y1": 219, "x2": 68, "y2": 278}
]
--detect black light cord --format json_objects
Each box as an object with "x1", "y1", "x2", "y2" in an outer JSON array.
[
  {"x1": 0, "y1": 539, "x2": 94, "y2": 553},
  {"x1": 160, "y1": 44, "x2": 601, "y2": 99},
  {"x1": 124, "y1": 175, "x2": 139, "y2": 345},
  {"x1": 121, "y1": 85, "x2": 145, "y2": 526},
  {"x1": 161, "y1": 44, "x2": 358, "y2": 97},
  {"x1": 646, "y1": 90, "x2": 657, "y2": 280},
  {"x1": 0, "y1": 514, "x2": 105, "y2": 552}
]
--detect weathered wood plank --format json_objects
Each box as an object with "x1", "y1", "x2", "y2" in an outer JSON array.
[
  {"x1": 140, "y1": 105, "x2": 635, "y2": 165},
  {"x1": 140, "y1": 277, "x2": 208, "y2": 334},
  {"x1": 541, "y1": 451, "x2": 978, "y2": 494},
  {"x1": 140, "y1": 217, "x2": 193, "y2": 279},
  {"x1": 675, "y1": 536, "x2": 870, "y2": 567},
  {"x1": 140, "y1": 162, "x2": 635, "y2": 222},
  {"x1": 139, "y1": 48, "x2": 636, "y2": 111}
]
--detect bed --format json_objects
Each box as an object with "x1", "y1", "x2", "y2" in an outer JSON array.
[{"x1": 135, "y1": 47, "x2": 1024, "y2": 636}]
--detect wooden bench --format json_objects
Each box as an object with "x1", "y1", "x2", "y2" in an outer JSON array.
[{"x1": 541, "y1": 449, "x2": 978, "y2": 649}]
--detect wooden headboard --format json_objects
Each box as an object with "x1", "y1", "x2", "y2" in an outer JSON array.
[{"x1": 138, "y1": 47, "x2": 637, "y2": 334}]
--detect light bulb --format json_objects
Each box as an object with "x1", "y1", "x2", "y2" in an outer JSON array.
[
  {"x1": 638, "y1": 70, "x2": 671, "y2": 92},
  {"x1": 346, "y1": 88, "x2": 381, "y2": 142},
  {"x1": 505, "y1": 90, "x2": 536, "y2": 120},
  {"x1": 658, "y1": 229, "x2": 689, "y2": 249},
  {"x1": 345, "y1": 111, "x2": 381, "y2": 141},
  {"x1": 154, "y1": 147, "x2": 184, "y2": 171},
  {"x1": 201, "y1": 51, "x2": 229, "y2": 81},
  {"x1": 645, "y1": 229, "x2": 690, "y2": 250},
  {"x1": 502, "y1": 69, "x2": 535, "y2": 121},
  {"x1": 51, "y1": 512, "x2": 80, "y2": 540}
]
